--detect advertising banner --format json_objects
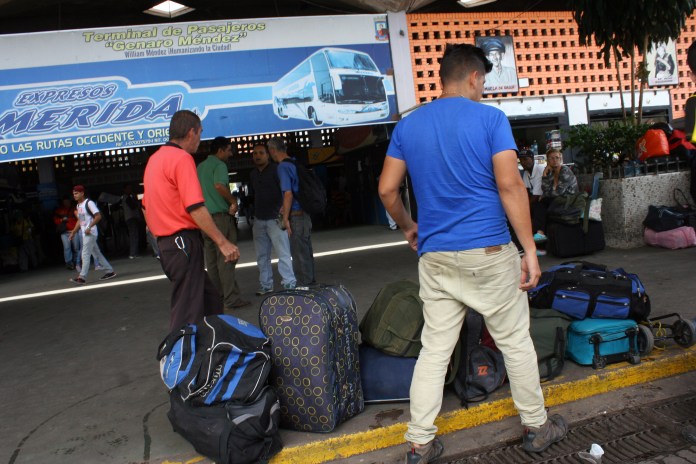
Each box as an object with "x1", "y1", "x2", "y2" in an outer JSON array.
[{"x1": 0, "y1": 15, "x2": 396, "y2": 162}]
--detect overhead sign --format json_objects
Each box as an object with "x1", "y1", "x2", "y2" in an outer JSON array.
[{"x1": 0, "y1": 15, "x2": 396, "y2": 162}]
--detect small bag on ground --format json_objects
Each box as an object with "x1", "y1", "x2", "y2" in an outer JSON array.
[
  {"x1": 450, "y1": 310, "x2": 506, "y2": 407},
  {"x1": 644, "y1": 226, "x2": 696, "y2": 249}
]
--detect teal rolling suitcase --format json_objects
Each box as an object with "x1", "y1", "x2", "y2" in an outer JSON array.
[{"x1": 566, "y1": 318, "x2": 641, "y2": 369}]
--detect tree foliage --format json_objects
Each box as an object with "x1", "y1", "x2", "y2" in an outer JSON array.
[{"x1": 570, "y1": 0, "x2": 696, "y2": 123}]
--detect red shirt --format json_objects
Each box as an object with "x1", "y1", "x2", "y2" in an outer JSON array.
[
  {"x1": 143, "y1": 143, "x2": 205, "y2": 237},
  {"x1": 54, "y1": 205, "x2": 77, "y2": 230}
]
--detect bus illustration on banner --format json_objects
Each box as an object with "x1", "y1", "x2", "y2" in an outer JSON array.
[{"x1": 272, "y1": 47, "x2": 389, "y2": 126}]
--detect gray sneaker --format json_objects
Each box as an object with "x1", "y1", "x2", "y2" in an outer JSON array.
[
  {"x1": 405, "y1": 438, "x2": 444, "y2": 464},
  {"x1": 522, "y1": 414, "x2": 568, "y2": 453}
]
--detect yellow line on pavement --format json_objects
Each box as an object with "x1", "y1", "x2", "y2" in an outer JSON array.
[{"x1": 270, "y1": 347, "x2": 696, "y2": 464}]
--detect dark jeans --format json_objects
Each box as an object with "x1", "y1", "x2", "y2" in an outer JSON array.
[
  {"x1": 531, "y1": 197, "x2": 553, "y2": 234},
  {"x1": 289, "y1": 212, "x2": 316, "y2": 286},
  {"x1": 158, "y1": 229, "x2": 223, "y2": 331}
]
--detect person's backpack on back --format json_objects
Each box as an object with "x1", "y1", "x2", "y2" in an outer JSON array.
[
  {"x1": 450, "y1": 310, "x2": 506, "y2": 407},
  {"x1": 359, "y1": 280, "x2": 424, "y2": 358},
  {"x1": 282, "y1": 158, "x2": 327, "y2": 215}
]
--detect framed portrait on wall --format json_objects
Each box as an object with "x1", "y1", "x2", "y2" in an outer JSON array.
[
  {"x1": 475, "y1": 35, "x2": 519, "y2": 94},
  {"x1": 647, "y1": 39, "x2": 679, "y2": 86}
]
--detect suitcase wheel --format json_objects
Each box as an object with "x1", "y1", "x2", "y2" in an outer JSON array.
[
  {"x1": 673, "y1": 318, "x2": 696, "y2": 348},
  {"x1": 637, "y1": 324, "x2": 654, "y2": 356},
  {"x1": 592, "y1": 357, "x2": 606, "y2": 369},
  {"x1": 628, "y1": 353, "x2": 641, "y2": 365}
]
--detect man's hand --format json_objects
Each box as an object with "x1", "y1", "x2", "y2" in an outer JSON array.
[
  {"x1": 228, "y1": 202, "x2": 238, "y2": 216},
  {"x1": 519, "y1": 252, "x2": 541, "y2": 290},
  {"x1": 403, "y1": 223, "x2": 419, "y2": 252},
  {"x1": 218, "y1": 240, "x2": 240, "y2": 263}
]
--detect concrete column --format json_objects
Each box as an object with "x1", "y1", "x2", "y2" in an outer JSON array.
[
  {"x1": 387, "y1": 11, "x2": 417, "y2": 117},
  {"x1": 566, "y1": 95, "x2": 589, "y2": 126}
]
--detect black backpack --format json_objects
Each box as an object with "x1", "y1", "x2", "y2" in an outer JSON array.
[
  {"x1": 449, "y1": 310, "x2": 506, "y2": 407},
  {"x1": 282, "y1": 158, "x2": 327, "y2": 215},
  {"x1": 167, "y1": 386, "x2": 283, "y2": 464}
]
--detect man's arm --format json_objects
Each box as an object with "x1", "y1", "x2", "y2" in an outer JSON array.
[
  {"x1": 282, "y1": 191, "x2": 294, "y2": 235},
  {"x1": 189, "y1": 206, "x2": 240, "y2": 262},
  {"x1": 378, "y1": 156, "x2": 417, "y2": 251},
  {"x1": 492, "y1": 149, "x2": 540, "y2": 290},
  {"x1": 685, "y1": 96, "x2": 696, "y2": 143},
  {"x1": 214, "y1": 183, "x2": 238, "y2": 215}
]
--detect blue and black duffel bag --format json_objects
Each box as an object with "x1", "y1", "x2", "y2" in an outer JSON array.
[
  {"x1": 528, "y1": 261, "x2": 650, "y2": 321},
  {"x1": 157, "y1": 314, "x2": 272, "y2": 406}
]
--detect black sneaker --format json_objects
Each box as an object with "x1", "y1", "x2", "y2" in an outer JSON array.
[
  {"x1": 405, "y1": 438, "x2": 444, "y2": 464},
  {"x1": 99, "y1": 272, "x2": 117, "y2": 281},
  {"x1": 522, "y1": 414, "x2": 568, "y2": 453},
  {"x1": 70, "y1": 277, "x2": 86, "y2": 285}
]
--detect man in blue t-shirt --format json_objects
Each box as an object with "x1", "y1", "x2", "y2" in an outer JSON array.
[
  {"x1": 268, "y1": 136, "x2": 316, "y2": 286},
  {"x1": 379, "y1": 43, "x2": 567, "y2": 463}
]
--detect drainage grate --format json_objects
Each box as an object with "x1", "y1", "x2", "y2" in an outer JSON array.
[{"x1": 448, "y1": 394, "x2": 695, "y2": 464}]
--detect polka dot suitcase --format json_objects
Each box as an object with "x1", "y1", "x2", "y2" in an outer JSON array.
[{"x1": 259, "y1": 284, "x2": 364, "y2": 432}]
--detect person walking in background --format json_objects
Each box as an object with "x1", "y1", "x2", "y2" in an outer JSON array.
[
  {"x1": 68, "y1": 185, "x2": 116, "y2": 284},
  {"x1": 54, "y1": 196, "x2": 80, "y2": 270},
  {"x1": 197, "y1": 136, "x2": 249, "y2": 310},
  {"x1": 379, "y1": 43, "x2": 566, "y2": 463},
  {"x1": 11, "y1": 210, "x2": 38, "y2": 272},
  {"x1": 121, "y1": 184, "x2": 142, "y2": 259},
  {"x1": 267, "y1": 136, "x2": 316, "y2": 286},
  {"x1": 249, "y1": 142, "x2": 296, "y2": 295},
  {"x1": 142, "y1": 110, "x2": 240, "y2": 331}
]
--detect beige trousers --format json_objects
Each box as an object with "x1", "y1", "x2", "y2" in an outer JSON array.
[{"x1": 405, "y1": 242, "x2": 547, "y2": 445}]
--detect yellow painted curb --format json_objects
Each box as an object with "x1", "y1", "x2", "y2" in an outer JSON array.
[{"x1": 270, "y1": 346, "x2": 696, "y2": 464}]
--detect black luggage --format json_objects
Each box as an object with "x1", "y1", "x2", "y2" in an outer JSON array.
[
  {"x1": 259, "y1": 284, "x2": 364, "y2": 432},
  {"x1": 167, "y1": 386, "x2": 283, "y2": 464},
  {"x1": 546, "y1": 220, "x2": 605, "y2": 258}
]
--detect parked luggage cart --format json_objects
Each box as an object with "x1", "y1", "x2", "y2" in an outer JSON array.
[{"x1": 636, "y1": 313, "x2": 696, "y2": 355}]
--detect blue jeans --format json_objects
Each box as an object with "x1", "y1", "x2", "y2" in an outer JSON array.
[
  {"x1": 80, "y1": 233, "x2": 112, "y2": 278},
  {"x1": 252, "y1": 218, "x2": 295, "y2": 289},
  {"x1": 289, "y1": 213, "x2": 315, "y2": 286},
  {"x1": 60, "y1": 231, "x2": 82, "y2": 266}
]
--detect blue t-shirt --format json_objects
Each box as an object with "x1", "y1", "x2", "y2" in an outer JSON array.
[
  {"x1": 277, "y1": 158, "x2": 302, "y2": 211},
  {"x1": 387, "y1": 97, "x2": 516, "y2": 254}
]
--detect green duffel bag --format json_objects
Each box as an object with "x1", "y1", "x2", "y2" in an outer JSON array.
[
  {"x1": 529, "y1": 307, "x2": 573, "y2": 382},
  {"x1": 359, "y1": 280, "x2": 424, "y2": 358}
]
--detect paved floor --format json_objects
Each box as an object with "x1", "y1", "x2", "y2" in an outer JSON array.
[{"x1": 0, "y1": 224, "x2": 695, "y2": 464}]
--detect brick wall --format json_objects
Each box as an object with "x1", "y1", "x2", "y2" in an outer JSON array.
[{"x1": 406, "y1": 11, "x2": 696, "y2": 120}]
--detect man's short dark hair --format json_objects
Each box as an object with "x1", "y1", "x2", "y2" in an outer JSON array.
[
  {"x1": 252, "y1": 142, "x2": 268, "y2": 152},
  {"x1": 169, "y1": 110, "x2": 201, "y2": 140},
  {"x1": 688, "y1": 41, "x2": 696, "y2": 74},
  {"x1": 210, "y1": 136, "x2": 231, "y2": 154},
  {"x1": 440, "y1": 43, "x2": 492, "y2": 86},
  {"x1": 268, "y1": 137, "x2": 287, "y2": 153}
]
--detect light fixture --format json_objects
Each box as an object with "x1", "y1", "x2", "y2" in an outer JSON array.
[
  {"x1": 144, "y1": 1, "x2": 194, "y2": 18},
  {"x1": 457, "y1": 0, "x2": 498, "y2": 7}
]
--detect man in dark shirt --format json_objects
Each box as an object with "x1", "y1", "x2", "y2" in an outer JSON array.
[
  {"x1": 249, "y1": 143, "x2": 296, "y2": 294},
  {"x1": 684, "y1": 41, "x2": 696, "y2": 142}
]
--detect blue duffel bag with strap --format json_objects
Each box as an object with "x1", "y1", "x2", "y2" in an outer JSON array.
[
  {"x1": 359, "y1": 344, "x2": 416, "y2": 403},
  {"x1": 157, "y1": 314, "x2": 272, "y2": 406},
  {"x1": 528, "y1": 261, "x2": 650, "y2": 321}
]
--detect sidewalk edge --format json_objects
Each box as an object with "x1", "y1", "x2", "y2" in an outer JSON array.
[{"x1": 270, "y1": 346, "x2": 696, "y2": 464}]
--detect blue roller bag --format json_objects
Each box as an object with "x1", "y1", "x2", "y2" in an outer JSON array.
[
  {"x1": 157, "y1": 315, "x2": 272, "y2": 406},
  {"x1": 259, "y1": 284, "x2": 364, "y2": 433},
  {"x1": 528, "y1": 261, "x2": 650, "y2": 321},
  {"x1": 359, "y1": 344, "x2": 416, "y2": 403},
  {"x1": 566, "y1": 318, "x2": 641, "y2": 369}
]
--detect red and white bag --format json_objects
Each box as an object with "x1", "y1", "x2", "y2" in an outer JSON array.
[{"x1": 644, "y1": 226, "x2": 696, "y2": 249}]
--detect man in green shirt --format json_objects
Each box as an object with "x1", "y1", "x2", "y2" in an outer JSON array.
[{"x1": 197, "y1": 136, "x2": 249, "y2": 309}]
